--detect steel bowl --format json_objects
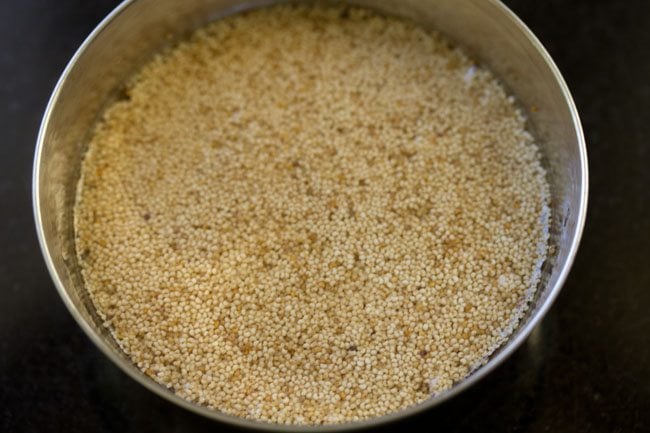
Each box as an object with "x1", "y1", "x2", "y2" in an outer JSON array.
[{"x1": 33, "y1": 0, "x2": 588, "y2": 430}]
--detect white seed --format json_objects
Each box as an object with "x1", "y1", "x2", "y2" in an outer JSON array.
[{"x1": 75, "y1": 4, "x2": 550, "y2": 425}]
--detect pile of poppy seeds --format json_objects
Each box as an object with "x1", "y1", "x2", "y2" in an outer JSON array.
[{"x1": 75, "y1": 4, "x2": 550, "y2": 425}]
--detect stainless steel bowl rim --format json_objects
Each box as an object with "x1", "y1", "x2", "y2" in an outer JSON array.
[{"x1": 33, "y1": 0, "x2": 588, "y2": 430}]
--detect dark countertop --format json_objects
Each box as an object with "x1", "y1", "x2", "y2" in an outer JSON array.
[{"x1": 1, "y1": 1, "x2": 648, "y2": 432}]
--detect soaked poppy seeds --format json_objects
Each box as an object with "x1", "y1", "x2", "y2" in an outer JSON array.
[{"x1": 75, "y1": 4, "x2": 550, "y2": 425}]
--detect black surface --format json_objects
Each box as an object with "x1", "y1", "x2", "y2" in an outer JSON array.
[{"x1": 1, "y1": 1, "x2": 648, "y2": 432}]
